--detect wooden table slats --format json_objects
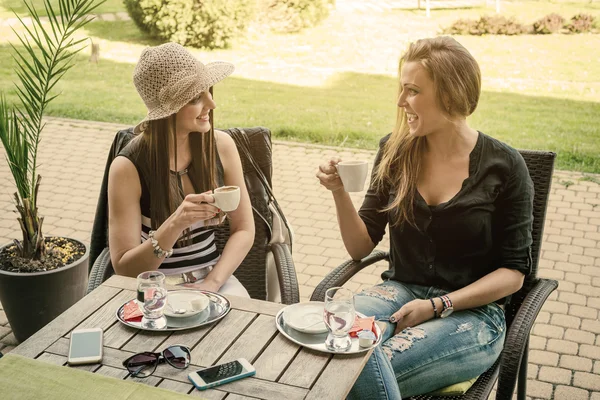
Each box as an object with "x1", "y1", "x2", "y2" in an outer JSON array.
[
  {"x1": 278, "y1": 348, "x2": 331, "y2": 388},
  {"x1": 158, "y1": 379, "x2": 194, "y2": 394},
  {"x1": 36, "y1": 352, "x2": 67, "y2": 366},
  {"x1": 13, "y1": 276, "x2": 373, "y2": 399},
  {"x1": 122, "y1": 329, "x2": 170, "y2": 353},
  {"x1": 252, "y1": 333, "x2": 300, "y2": 381},
  {"x1": 44, "y1": 332, "x2": 312, "y2": 399},
  {"x1": 305, "y1": 354, "x2": 370, "y2": 400},
  {"x1": 217, "y1": 314, "x2": 279, "y2": 365},
  {"x1": 189, "y1": 388, "x2": 227, "y2": 399},
  {"x1": 68, "y1": 290, "x2": 134, "y2": 337},
  {"x1": 103, "y1": 319, "x2": 138, "y2": 348},
  {"x1": 95, "y1": 365, "x2": 129, "y2": 380},
  {"x1": 160, "y1": 324, "x2": 214, "y2": 350},
  {"x1": 12, "y1": 285, "x2": 120, "y2": 358},
  {"x1": 190, "y1": 309, "x2": 256, "y2": 367},
  {"x1": 226, "y1": 394, "x2": 261, "y2": 400}
]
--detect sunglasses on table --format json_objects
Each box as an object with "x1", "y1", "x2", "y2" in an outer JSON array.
[{"x1": 122, "y1": 345, "x2": 191, "y2": 378}]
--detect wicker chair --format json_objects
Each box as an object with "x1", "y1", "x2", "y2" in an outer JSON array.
[
  {"x1": 87, "y1": 127, "x2": 300, "y2": 305},
  {"x1": 310, "y1": 150, "x2": 558, "y2": 400}
]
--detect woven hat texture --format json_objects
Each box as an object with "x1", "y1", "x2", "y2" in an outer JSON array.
[{"x1": 133, "y1": 42, "x2": 234, "y2": 133}]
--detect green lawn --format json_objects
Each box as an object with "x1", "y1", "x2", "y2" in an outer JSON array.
[
  {"x1": 426, "y1": 0, "x2": 600, "y2": 27},
  {"x1": 0, "y1": 0, "x2": 123, "y2": 18},
  {"x1": 0, "y1": 0, "x2": 599, "y2": 172},
  {"x1": 0, "y1": 45, "x2": 598, "y2": 172}
]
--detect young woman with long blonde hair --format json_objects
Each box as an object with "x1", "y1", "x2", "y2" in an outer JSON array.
[{"x1": 317, "y1": 37, "x2": 533, "y2": 398}]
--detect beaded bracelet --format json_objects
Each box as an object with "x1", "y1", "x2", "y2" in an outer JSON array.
[
  {"x1": 148, "y1": 230, "x2": 173, "y2": 258},
  {"x1": 429, "y1": 298, "x2": 438, "y2": 318}
]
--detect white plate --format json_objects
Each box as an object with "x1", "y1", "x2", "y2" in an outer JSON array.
[
  {"x1": 164, "y1": 291, "x2": 210, "y2": 318},
  {"x1": 276, "y1": 309, "x2": 383, "y2": 354},
  {"x1": 116, "y1": 291, "x2": 231, "y2": 332},
  {"x1": 282, "y1": 301, "x2": 328, "y2": 334}
]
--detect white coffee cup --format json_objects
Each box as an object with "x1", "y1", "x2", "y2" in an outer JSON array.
[
  {"x1": 212, "y1": 186, "x2": 240, "y2": 212},
  {"x1": 336, "y1": 161, "x2": 369, "y2": 192}
]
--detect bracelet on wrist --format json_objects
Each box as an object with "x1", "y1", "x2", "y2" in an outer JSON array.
[
  {"x1": 438, "y1": 295, "x2": 455, "y2": 318},
  {"x1": 148, "y1": 230, "x2": 173, "y2": 259},
  {"x1": 429, "y1": 298, "x2": 438, "y2": 318}
]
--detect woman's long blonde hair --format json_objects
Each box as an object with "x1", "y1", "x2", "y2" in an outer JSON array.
[{"x1": 373, "y1": 36, "x2": 481, "y2": 227}]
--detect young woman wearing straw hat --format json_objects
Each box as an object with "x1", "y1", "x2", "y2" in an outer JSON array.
[
  {"x1": 317, "y1": 37, "x2": 533, "y2": 398},
  {"x1": 108, "y1": 43, "x2": 253, "y2": 297}
]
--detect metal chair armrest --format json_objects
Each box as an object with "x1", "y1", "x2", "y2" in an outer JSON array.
[{"x1": 309, "y1": 250, "x2": 389, "y2": 301}]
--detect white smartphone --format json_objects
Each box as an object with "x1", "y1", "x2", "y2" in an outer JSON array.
[
  {"x1": 67, "y1": 327, "x2": 103, "y2": 365},
  {"x1": 188, "y1": 358, "x2": 256, "y2": 390}
]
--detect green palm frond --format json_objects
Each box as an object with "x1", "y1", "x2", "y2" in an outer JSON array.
[
  {"x1": 0, "y1": 0, "x2": 104, "y2": 259},
  {"x1": 0, "y1": 96, "x2": 30, "y2": 200}
]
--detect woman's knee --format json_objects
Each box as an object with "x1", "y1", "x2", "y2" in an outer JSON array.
[{"x1": 355, "y1": 281, "x2": 416, "y2": 318}]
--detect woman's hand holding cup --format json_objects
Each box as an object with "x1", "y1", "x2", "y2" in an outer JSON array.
[
  {"x1": 317, "y1": 157, "x2": 369, "y2": 193},
  {"x1": 316, "y1": 157, "x2": 344, "y2": 193},
  {"x1": 172, "y1": 192, "x2": 219, "y2": 231}
]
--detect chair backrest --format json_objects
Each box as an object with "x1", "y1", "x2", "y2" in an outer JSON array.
[
  {"x1": 505, "y1": 150, "x2": 556, "y2": 327},
  {"x1": 89, "y1": 127, "x2": 279, "y2": 301},
  {"x1": 518, "y1": 150, "x2": 556, "y2": 281},
  {"x1": 214, "y1": 127, "x2": 275, "y2": 300}
]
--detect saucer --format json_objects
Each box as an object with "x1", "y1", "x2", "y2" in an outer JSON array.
[
  {"x1": 276, "y1": 309, "x2": 383, "y2": 354},
  {"x1": 164, "y1": 290, "x2": 210, "y2": 318},
  {"x1": 282, "y1": 302, "x2": 328, "y2": 334},
  {"x1": 116, "y1": 291, "x2": 230, "y2": 332}
]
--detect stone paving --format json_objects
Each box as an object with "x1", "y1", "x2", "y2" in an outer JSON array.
[{"x1": 0, "y1": 117, "x2": 598, "y2": 399}]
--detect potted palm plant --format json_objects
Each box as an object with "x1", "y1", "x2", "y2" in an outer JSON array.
[{"x1": 0, "y1": 0, "x2": 102, "y2": 342}]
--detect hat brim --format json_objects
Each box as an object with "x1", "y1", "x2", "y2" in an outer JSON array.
[{"x1": 134, "y1": 62, "x2": 234, "y2": 134}]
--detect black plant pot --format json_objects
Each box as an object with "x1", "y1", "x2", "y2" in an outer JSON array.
[{"x1": 0, "y1": 237, "x2": 89, "y2": 343}]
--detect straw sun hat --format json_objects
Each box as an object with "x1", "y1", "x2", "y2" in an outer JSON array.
[{"x1": 133, "y1": 42, "x2": 234, "y2": 134}]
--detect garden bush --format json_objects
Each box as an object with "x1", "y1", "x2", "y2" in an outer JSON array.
[
  {"x1": 124, "y1": 0, "x2": 254, "y2": 49},
  {"x1": 533, "y1": 13, "x2": 565, "y2": 34},
  {"x1": 255, "y1": 0, "x2": 331, "y2": 33},
  {"x1": 565, "y1": 13, "x2": 595, "y2": 33},
  {"x1": 443, "y1": 18, "x2": 478, "y2": 35},
  {"x1": 444, "y1": 15, "x2": 528, "y2": 36}
]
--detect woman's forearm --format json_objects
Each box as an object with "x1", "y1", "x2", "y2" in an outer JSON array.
[
  {"x1": 113, "y1": 215, "x2": 183, "y2": 278},
  {"x1": 332, "y1": 190, "x2": 375, "y2": 260},
  {"x1": 439, "y1": 268, "x2": 525, "y2": 313},
  {"x1": 204, "y1": 228, "x2": 254, "y2": 287}
]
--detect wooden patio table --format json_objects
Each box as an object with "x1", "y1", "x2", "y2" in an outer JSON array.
[{"x1": 11, "y1": 275, "x2": 374, "y2": 400}]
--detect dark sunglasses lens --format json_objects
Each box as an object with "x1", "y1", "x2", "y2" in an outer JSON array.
[
  {"x1": 164, "y1": 346, "x2": 191, "y2": 369},
  {"x1": 126, "y1": 353, "x2": 158, "y2": 377}
]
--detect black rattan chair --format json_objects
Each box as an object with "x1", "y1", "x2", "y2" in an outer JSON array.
[
  {"x1": 87, "y1": 127, "x2": 299, "y2": 304},
  {"x1": 310, "y1": 150, "x2": 558, "y2": 400}
]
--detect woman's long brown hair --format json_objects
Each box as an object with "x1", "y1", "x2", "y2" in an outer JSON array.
[
  {"x1": 133, "y1": 90, "x2": 217, "y2": 244},
  {"x1": 373, "y1": 36, "x2": 481, "y2": 228}
]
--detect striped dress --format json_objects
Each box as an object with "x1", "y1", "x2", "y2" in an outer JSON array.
[{"x1": 118, "y1": 141, "x2": 224, "y2": 275}]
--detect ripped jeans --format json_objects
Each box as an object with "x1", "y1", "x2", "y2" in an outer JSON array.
[{"x1": 348, "y1": 280, "x2": 506, "y2": 400}]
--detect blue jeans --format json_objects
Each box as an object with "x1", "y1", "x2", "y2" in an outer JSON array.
[{"x1": 348, "y1": 280, "x2": 506, "y2": 400}]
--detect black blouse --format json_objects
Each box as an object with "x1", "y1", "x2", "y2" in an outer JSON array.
[{"x1": 358, "y1": 132, "x2": 533, "y2": 292}]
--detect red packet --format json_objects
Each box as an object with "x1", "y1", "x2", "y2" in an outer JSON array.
[
  {"x1": 123, "y1": 299, "x2": 143, "y2": 322},
  {"x1": 349, "y1": 316, "x2": 377, "y2": 338}
]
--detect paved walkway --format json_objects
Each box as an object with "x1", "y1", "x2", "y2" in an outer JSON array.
[{"x1": 0, "y1": 117, "x2": 599, "y2": 399}]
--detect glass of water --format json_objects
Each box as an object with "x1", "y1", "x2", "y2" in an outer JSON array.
[
  {"x1": 323, "y1": 287, "x2": 356, "y2": 352},
  {"x1": 137, "y1": 271, "x2": 168, "y2": 329}
]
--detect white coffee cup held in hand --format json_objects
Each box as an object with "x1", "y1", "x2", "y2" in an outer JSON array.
[
  {"x1": 336, "y1": 161, "x2": 369, "y2": 192},
  {"x1": 211, "y1": 186, "x2": 240, "y2": 212}
]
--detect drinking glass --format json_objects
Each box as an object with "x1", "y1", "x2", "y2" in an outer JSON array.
[
  {"x1": 137, "y1": 271, "x2": 168, "y2": 329},
  {"x1": 323, "y1": 287, "x2": 356, "y2": 351}
]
